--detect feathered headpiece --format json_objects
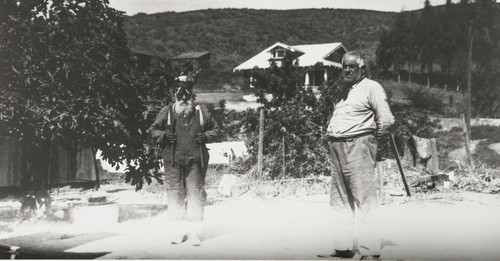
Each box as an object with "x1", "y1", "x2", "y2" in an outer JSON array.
[{"x1": 174, "y1": 62, "x2": 202, "y2": 89}]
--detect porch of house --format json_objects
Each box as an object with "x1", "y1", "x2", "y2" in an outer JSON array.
[{"x1": 241, "y1": 67, "x2": 341, "y2": 95}]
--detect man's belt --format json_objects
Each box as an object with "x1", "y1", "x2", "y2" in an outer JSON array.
[{"x1": 327, "y1": 132, "x2": 375, "y2": 142}]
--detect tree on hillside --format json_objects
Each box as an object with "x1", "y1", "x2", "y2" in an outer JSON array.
[
  {"x1": 376, "y1": 0, "x2": 500, "y2": 117},
  {"x1": 455, "y1": 0, "x2": 500, "y2": 117},
  {"x1": 436, "y1": 0, "x2": 461, "y2": 88},
  {"x1": 0, "y1": 0, "x2": 176, "y2": 190},
  {"x1": 376, "y1": 30, "x2": 394, "y2": 74},
  {"x1": 417, "y1": 0, "x2": 440, "y2": 86},
  {"x1": 377, "y1": 11, "x2": 419, "y2": 82}
]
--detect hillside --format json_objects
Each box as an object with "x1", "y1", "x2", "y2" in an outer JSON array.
[{"x1": 123, "y1": 8, "x2": 396, "y2": 88}]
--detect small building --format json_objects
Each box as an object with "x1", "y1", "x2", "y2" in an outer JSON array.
[
  {"x1": 0, "y1": 136, "x2": 98, "y2": 188},
  {"x1": 233, "y1": 42, "x2": 347, "y2": 90},
  {"x1": 130, "y1": 48, "x2": 169, "y2": 71},
  {"x1": 173, "y1": 51, "x2": 211, "y2": 69}
]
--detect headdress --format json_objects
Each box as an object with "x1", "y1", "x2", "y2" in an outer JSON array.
[{"x1": 174, "y1": 62, "x2": 202, "y2": 90}]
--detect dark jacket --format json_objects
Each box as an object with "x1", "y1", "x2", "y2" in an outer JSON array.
[{"x1": 149, "y1": 103, "x2": 219, "y2": 168}]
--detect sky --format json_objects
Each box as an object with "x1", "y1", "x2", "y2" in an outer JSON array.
[{"x1": 108, "y1": 0, "x2": 461, "y2": 15}]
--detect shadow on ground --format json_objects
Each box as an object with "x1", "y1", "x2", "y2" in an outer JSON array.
[{"x1": 0, "y1": 232, "x2": 113, "y2": 259}]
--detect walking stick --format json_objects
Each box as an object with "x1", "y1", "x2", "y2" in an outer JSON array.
[
  {"x1": 197, "y1": 106, "x2": 205, "y2": 169},
  {"x1": 200, "y1": 145, "x2": 204, "y2": 169},
  {"x1": 171, "y1": 119, "x2": 176, "y2": 167},
  {"x1": 389, "y1": 134, "x2": 411, "y2": 197}
]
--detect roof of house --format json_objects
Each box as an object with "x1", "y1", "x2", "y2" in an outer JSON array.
[
  {"x1": 233, "y1": 42, "x2": 345, "y2": 72},
  {"x1": 130, "y1": 47, "x2": 169, "y2": 58},
  {"x1": 173, "y1": 51, "x2": 210, "y2": 60}
]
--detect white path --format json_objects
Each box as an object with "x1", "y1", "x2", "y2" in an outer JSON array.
[{"x1": 66, "y1": 192, "x2": 500, "y2": 260}]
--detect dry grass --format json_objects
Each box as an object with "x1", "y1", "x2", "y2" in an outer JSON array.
[{"x1": 249, "y1": 177, "x2": 330, "y2": 198}]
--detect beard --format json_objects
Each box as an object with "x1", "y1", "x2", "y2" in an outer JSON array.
[{"x1": 174, "y1": 99, "x2": 194, "y2": 117}]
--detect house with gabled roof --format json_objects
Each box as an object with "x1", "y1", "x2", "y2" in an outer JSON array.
[{"x1": 233, "y1": 42, "x2": 347, "y2": 90}]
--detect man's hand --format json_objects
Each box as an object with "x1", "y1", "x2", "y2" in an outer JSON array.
[
  {"x1": 376, "y1": 134, "x2": 390, "y2": 162},
  {"x1": 195, "y1": 133, "x2": 207, "y2": 144},
  {"x1": 160, "y1": 131, "x2": 176, "y2": 144}
]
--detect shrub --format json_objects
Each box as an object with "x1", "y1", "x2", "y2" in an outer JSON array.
[
  {"x1": 435, "y1": 127, "x2": 465, "y2": 170},
  {"x1": 433, "y1": 126, "x2": 500, "y2": 170},
  {"x1": 382, "y1": 102, "x2": 442, "y2": 159},
  {"x1": 471, "y1": 126, "x2": 500, "y2": 168},
  {"x1": 404, "y1": 87, "x2": 445, "y2": 114}
]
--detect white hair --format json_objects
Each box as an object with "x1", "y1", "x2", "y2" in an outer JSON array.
[{"x1": 342, "y1": 51, "x2": 365, "y2": 68}]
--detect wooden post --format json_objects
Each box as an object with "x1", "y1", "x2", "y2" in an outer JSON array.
[
  {"x1": 257, "y1": 107, "x2": 264, "y2": 180},
  {"x1": 428, "y1": 138, "x2": 439, "y2": 175},
  {"x1": 282, "y1": 136, "x2": 285, "y2": 179},
  {"x1": 461, "y1": 113, "x2": 474, "y2": 168},
  {"x1": 466, "y1": 24, "x2": 473, "y2": 135}
]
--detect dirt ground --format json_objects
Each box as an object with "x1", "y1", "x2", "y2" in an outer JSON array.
[{"x1": 1, "y1": 187, "x2": 500, "y2": 260}]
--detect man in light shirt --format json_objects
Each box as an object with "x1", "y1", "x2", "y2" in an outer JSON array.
[{"x1": 318, "y1": 51, "x2": 394, "y2": 260}]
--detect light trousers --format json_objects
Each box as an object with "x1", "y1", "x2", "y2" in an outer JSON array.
[
  {"x1": 328, "y1": 133, "x2": 381, "y2": 255},
  {"x1": 164, "y1": 162, "x2": 207, "y2": 234}
]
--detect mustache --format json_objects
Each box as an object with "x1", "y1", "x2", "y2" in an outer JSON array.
[{"x1": 174, "y1": 99, "x2": 194, "y2": 116}]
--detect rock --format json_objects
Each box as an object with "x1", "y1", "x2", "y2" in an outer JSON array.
[
  {"x1": 217, "y1": 174, "x2": 249, "y2": 197},
  {"x1": 426, "y1": 182, "x2": 435, "y2": 189},
  {"x1": 53, "y1": 209, "x2": 65, "y2": 220},
  {"x1": 230, "y1": 184, "x2": 250, "y2": 197},
  {"x1": 487, "y1": 143, "x2": 500, "y2": 156},
  {"x1": 448, "y1": 171, "x2": 456, "y2": 181},
  {"x1": 403, "y1": 135, "x2": 439, "y2": 175},
  {"x1": 87, "y1": 191, "x2": 108, "y2": 203}
]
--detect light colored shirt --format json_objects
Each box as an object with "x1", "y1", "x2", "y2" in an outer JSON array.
[{"x1": 327, "y1": 77, "x2": 394, "y2": 138}]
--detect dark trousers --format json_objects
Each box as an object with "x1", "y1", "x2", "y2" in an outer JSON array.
[
  {"x1": 164, "y1": 162, "x2": 207, "y2": 223},
  {"x1": 327, "y1": 133, "x2": 381, "y2": 255}
]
